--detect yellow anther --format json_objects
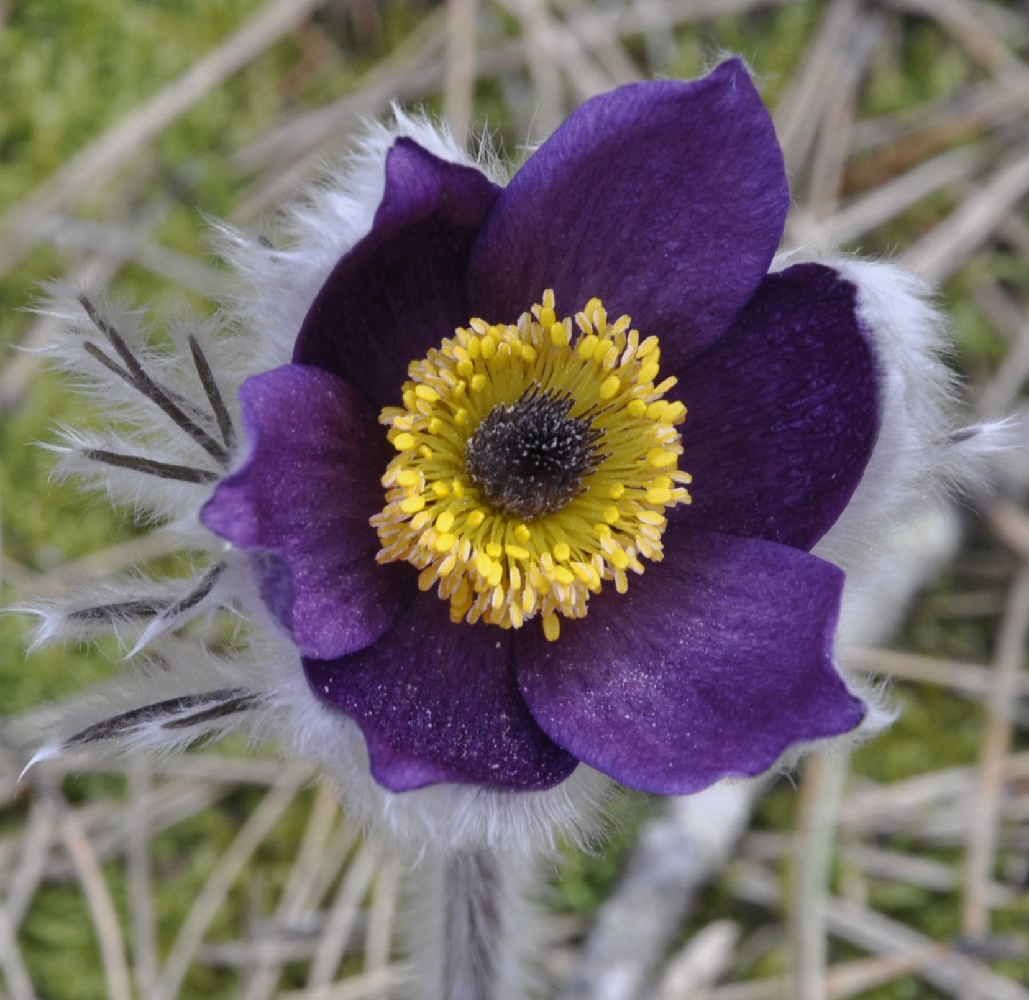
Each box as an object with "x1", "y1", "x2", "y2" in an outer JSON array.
[
  {"x1": 646, "y1": 487, "x2": 673, "y2": 504},
  {"x1": 400, "y1": 495, "x2": 426, "y2": 513},
  {"x1": 543, "y1": 614, "x2": 561, "y2": 642},
  {"x1": 418, "y1": 567, "x2": 436, "y2": 591},
  {"x1": 488, "y1": 565, "x2": 503, "y2": 587},
  {"x1": 553, "y1": 541, "x2": 571, "y2": 562},
  {"x1": 647, "y1": 448, "x2": 678, "y2": 468},
  {"x1": 646, "y1": 401, "x2": 668, "y2": 420},
  {"x1": 439, "y1": 554, "x2": 458, "y2": 576},
  {"x1": 552, "y1": 566, "x2": 575, "y2": 586},
  {"x1": 610, "y1": 547, "x2": 630, "y2": 571},
  {"x1": 435, "y1": 533, "x2": 457, "y2": 552},
  {"x1": 415, "y1": 385, "x2": 439, "y2": 402},
  {"x1": 637, "y1": 336, "x2": 658, "y2": 357},
  {"x1": 627, "y1": 399, "x2": 647, "y2": 417},
  {"x1": 514, "y1": 524, "x2": 531, "y2": 543},
  {"x1": 486, "y1": 542, "x2": 503, "y2": 558},
  {"x1": 427, "y1": 417, "x2": 442, "y2": 434},
  {"x1": 471, "y1": 374, "x2": 487, "y2": 392},
  {"x1": 392, "y1": 432, "x2": 416, "y2": 451},
  {"x1": 538, "y1": 306, "x2": 556, "y2": 329},
  {"x1": 599, "y1": 375, "x2": 621, "y2": 400},
  {"x1": 600, "y1": 344, "x2": 620, "y2": 370},
  {"x1": 603, "y1": 505, "x2": 620, "y2": 524},
  {"x1": 480, "y1": 336, "x2": 497, "y2": 360},
  {"x1": 583, "y1": 297, "x2": 603, "y2": 322},
  {"x1": 436, "y1": 511, "x2": 455, "y2": 533},
  {"x1": 578, "y1": 334, "x2": 599, "y2": 359},
  {"x1": 505, "y1": 545, "x2": 530, "y2": 560},
  {"x1": 467, "y1": 509, "x2": 486, "y2": 527},
  {"x1": 637, "y1": 361, "x2": 660, "y2": 384},
  {"x1": 451, "y1": 479, "x2": 466, "y2": 499},
  {"x1": 521, "y1": 344, "x2": 537, "y2": 363},
  {"x1": 638, "y1": 510, "x2": 665, "y2": 526},
  {"x1": 609, "y1": 483, "x2": 625, "y2": 499},
  {"x1": 432, "y1": 481, "x2": 450, "y2": 497},
  {"x1": 550, "y1": 322, "x2": 569, "y2": 347},
  {"x1": 476, "y1": 553, "x2": 494, "y2": 577},
  {"x1": 397, "y1": 469, "x2": 420, "y2": 487}
]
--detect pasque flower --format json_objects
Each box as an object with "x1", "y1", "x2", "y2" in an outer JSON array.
[
  {"x1": 26, "y1": 59, "x2": 999, "y2": 854},
  {"x1": 24, "y1": 55, "x2": 1011, "y2": 1000},
  {"x1": 199, "y1": 58, "x2": 876, "y2": 797}
]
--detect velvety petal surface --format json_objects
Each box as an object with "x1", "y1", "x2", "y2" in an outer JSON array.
[
  {"x1": 201, "y1": 365, "x2": 410, "y2": 660},
  {"x1": 293, "y1": 139, "x2": 500, "y2": 409},
  {"x1": 303, "y1": 594, "x2": 579, "y2": 792},
  {"x1": 516, "y1": 528, "x2": 865, "y2": 795},
  {"x1": 671, "y1": 263, "x2": 879, "y2": 550},
  {"x1": 466, "y1": 59, "x2": 789, "y2": 369}
]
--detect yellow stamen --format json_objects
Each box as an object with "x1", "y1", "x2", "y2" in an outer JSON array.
[{"x1": 371, "y1": 289, "x2": 691, "y2": 640}]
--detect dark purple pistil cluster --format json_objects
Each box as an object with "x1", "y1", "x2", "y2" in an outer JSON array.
[{"x1": 464, "y1": 387, "x2": 604, "y2": 520}]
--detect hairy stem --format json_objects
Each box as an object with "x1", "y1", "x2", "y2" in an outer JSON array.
[
  {"x1": 408, "y1": 848, "x2": 530, "y2": 1000},
  {"x1": 443, "y1": 850, "x2": 504, "y2": 999}
]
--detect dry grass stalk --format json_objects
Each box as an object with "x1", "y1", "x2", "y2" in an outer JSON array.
[
  {"x1": 445, "y1": 0, "x2": 480, "y2": 140},
  {"x1": 960, "y1": 566, "x2": 1029, "y2": 999},
  {"x1": 151, "y1": 769, "x2": 308, "y2": 1000},
  {"x1": 55, "y1": 793, "x2": 134, "y2": 1000}
]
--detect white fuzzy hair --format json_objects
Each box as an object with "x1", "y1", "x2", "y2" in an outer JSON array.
[{"x1": 807, "y1": 256, "x2": 1012, "y2": 576}]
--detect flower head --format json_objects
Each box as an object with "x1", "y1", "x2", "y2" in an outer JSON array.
[
  {"x1": 200, "y1": 58, "x2": 875, "y2": 796},
  {"x1": 24, "y1": 58, "x2": 1001, "y2": 852}
]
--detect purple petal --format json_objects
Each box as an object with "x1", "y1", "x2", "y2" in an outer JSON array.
[
  {"x1": 201, "y1": 365, "x2": 410, "y2": 660},
  {"x1": 303, "y1": 594, "x2": 578, "y2": 792},
  {"x1": 466, "y1": 59, "x2": 788, "y2": 369},
  {"x1": 672, "y1": 263, "x2": 879, "y2": 550},
  {"x1": 516, "y1": 528, "x2": 865, "y2": 795},
  {"x1": 292, "y1": 139, "x2": 500, "y2": 409}
]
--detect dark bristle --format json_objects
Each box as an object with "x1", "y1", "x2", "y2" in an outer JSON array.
[
  {"x1": 83, "y1": 448, "x2": 219, "y2": 484},
  {"x1": 78, "y1": 295, "x2": 229, "y2": 465}
]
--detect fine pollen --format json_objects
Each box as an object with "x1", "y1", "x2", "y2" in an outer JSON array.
[{"x1": 372, "y1": 290, "x2": 692, "y2": 642}]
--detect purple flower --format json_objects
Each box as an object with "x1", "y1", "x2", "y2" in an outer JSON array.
[{"x1": 200, "y1": 59, "x2": 878, "y2": 796}]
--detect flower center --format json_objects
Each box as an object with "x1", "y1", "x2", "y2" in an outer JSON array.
[
  {"x1": 371, "y1": 290, "x2": 691, "y2": 641},
  {"x1": 464, "y1": 387, "x2": 604, "y2": 520}
]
